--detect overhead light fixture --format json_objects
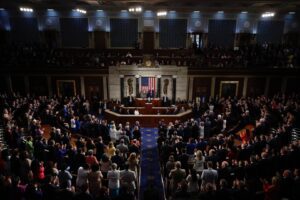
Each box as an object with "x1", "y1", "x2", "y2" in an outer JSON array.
[
  {"x1": 193, "y1": 11, "x2": 200, "y2": 13},
  {"x1": 75, "y1": 8, "x2": 87, "y2": 14},
  {"x1": 0, "y1": 8, "x2": 5, "y2": 11},
  {"x1": 20, "y1": 7, "x2": 33, "y2": 12},
  {"x1": 129, "y1": 6, "x2": 142, "y2": 13},
  {"x1": 289, "y1": 11, "x2": 296, "y2": 15},
  {"x1": 97, "y1": 10, "x2": 103, "y2": 12},
  {"x1": 217, "y1": 11, "x2": 224, "y2": 13},
  {"x1": 47, "y1": 9, "x2": 54, "y2": 11},
  {"x1": 241, "y1": 11, "x2": 248, "y2": 14},
  {"x1": 157, "y1": 11, "x2": 167, "y2": 16},
  {"x1": 262, "y1": 12, "x2": 275, "y2": 18}
]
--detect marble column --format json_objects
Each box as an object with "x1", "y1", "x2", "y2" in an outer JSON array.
[
  {"x1": 157, "y1": 75, "x2": 161, "y2": 98},
  {"x1": 172, "y1": 75, "x2": 177, "y2": 104},
  {"x1": 188, "y1": 76, "x2": 194, "y2": 101},
  {"x1": 80, "y1": 76, "x2": 85, "y2": 97},
  {"x1": 103, "y1": 76, "x2": 108, "y2": 100},
  {"x1": 120, "y1": 75, "x2": 124, "y2": 103},
  {"x1": 135, "y1": 75, "x2": 140, "y2": 97},
  {"x1": 242, "y1": 77, "x2": 248, "y2": 97},
  {"x1": 210, "y1": 77, "x2": 216, "y2": 99}
]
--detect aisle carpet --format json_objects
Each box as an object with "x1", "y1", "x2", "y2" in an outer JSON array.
[{"x1": 139, "y1": 128, "x2": 165, "y2": 200}]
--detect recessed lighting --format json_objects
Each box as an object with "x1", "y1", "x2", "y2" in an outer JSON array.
[
  {"x1": 75, "y1": 8, "x2": 87, "y2": 14},
  {"x1": 157, "y1": 11, "x2": 167, "y2": 16},
  {"x1": 262, "y1": 12, "x2": 275, "y2": 18},
  {"x1": 289, "y1": 11, "x2": 296, "y2": 15},
  {"x1": 20, "y1": 7, "x2": 33, "y2": 12}
]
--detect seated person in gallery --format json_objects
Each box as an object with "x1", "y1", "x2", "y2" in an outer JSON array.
[
  {"x1": 126, "y1": 52, "x2": 133, "y2": 58},
  {"x1": 173, "y1": 106, "x2": 179, "y2": 114},
  {"x1": 179, "y1": 106, "x2": 185, "y2": 113},
  {"x1": 134, "y1": 108, "x2": 140, "y2": 115},
  {"x1": 126, "y1": 109, "x2": 131, "y2": 115}
]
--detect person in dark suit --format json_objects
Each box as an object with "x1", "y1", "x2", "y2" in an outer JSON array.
[
  {"x1": 162, "y1": 95, "x2": 169, "y2": 107},
  {"x1": 127, "y1": 95, "x2": 134, "y2": 107}
]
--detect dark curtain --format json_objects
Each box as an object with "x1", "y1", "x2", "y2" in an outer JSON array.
[
  {"x1": 159, "y1": 19, "x2": 187, "y2": 48},
  {"x1": 110, "y1": 18, "x2": 138, "y2": 47},
  {"x1": 60, "y1": 18, "x2": 89, "y2": 47},
  {"x1": 10, "y1": 17, "x2": 39, "y2": 43},
  {"x1": 208, "y1": 20, "x2": 236, "y2": 47},
  {"x1": 257, "y1": 20, "x2": 284, "y2": 44}
]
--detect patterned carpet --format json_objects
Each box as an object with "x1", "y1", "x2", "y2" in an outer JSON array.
[{"x1": 139, "y1": 128, "x2": 165, "y2": 200}]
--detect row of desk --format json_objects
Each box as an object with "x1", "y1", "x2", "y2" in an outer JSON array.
[{"x1": 104, "y1": 109, "x2": 193, "y2": 127}]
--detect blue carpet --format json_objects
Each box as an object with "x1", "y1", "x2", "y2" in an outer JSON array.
[{"x1": 139, "y1": 128, "x2": 164, "y2": 200}]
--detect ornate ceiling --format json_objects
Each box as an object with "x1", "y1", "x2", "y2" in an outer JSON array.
[{"x1": 1, "y1": 0, "x2": 300, "y2": 13}]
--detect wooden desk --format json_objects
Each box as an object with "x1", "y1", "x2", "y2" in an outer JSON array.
[
  {"x1": 104, "y1": 109, "x2": 193, "y2": 127},
  {"x1": 135, "y1": 98, "x2": 161, "y2": 107}
]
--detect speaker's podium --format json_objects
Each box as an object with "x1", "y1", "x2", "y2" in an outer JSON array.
[
  {"x1": 135, "y1": 98, "x2": 161, "y2": 107},
  {"x1": 105, "y1": 97, "x2": 192, "y2": 127}
]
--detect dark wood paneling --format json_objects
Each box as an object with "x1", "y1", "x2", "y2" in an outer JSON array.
[
  {"x1": 84, "y1": 77, "x2": 103, "y2": 99},
  {"x1": 29, "y1": 76, "x2": 48, "y2": 96},
  {"x1": 247, "y1": 77, "x2": 266, "y2": 97},
  {"x1": 0, "y1": 30, "x2": 9, "y2": 45},
  {"x1": 268, "y1": 77, "x2": 282, "y2": 96},
  {"x1": 143, "y1": 31, "x2": 154, "y2": 53},
  {"x1": 51, "y1": 76, "x2": 80, "y2": 96},
  {"x1": 94, "y1": 31, "x2": 106, "y2": 49},
  {"x1": 11, "y1": 76, "x2": 25, "y2": 95},
  {"x1": 0, "y1": 76, "x2": 7, "y2": 93},
  {"x1": 286, "y1": 77, "x2": 300, "y2": 94},
  {"x1": 215, "y1": 77, "x2": 244, "y2": 97},
  {"x1": 192, "y1": 77, "x2": 211, "y2": 99}
]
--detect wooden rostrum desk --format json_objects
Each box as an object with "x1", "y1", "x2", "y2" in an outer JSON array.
[{"x1": 104, "y1": 109, "x2": 193, "y2": 127}]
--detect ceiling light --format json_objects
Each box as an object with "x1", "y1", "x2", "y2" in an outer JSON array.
[
  {"x1": 262, "y1": 12, "x2": 275, "y2": 18},
  {"x1": 289, "y1": 11, "x2": 296, "y2": 15},
  {"x1": 241, "y1": 11, "x2": 248, "y2": 14},
  {"x1": 193, "y1": 11, "x2": 200, "y2": 13},
  {"x1": 121, "y1": 10, "x2": 127, "y2": 12},
  {"x1": 97, "y1": 10, "x2": 103, "y2": 12},
  {"x1": 0, "y1": 8, "x2": 5, "y2": 11},
  {"x1": 129, "y1": 6, "x2": 142, "y2": 13},
  {"x1": 20, "y1": 7, "x2": 33, "y2": 12},
  {"x1": 75, "y1": 8, "x2": 86, "y2": 14},
  {"x1": 47, "y1": 9, "x2": 54, "y2": 11},
  {"x1": 157, "y1": 11, "x2": 167, "y2": 16},
  {"x1": 218, "y1": 11, "x2": 224, "y2": 13}
]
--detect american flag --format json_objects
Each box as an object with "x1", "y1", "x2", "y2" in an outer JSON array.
[{"x1": 141, "y1": 77, "x2": 156, "y2": 93}]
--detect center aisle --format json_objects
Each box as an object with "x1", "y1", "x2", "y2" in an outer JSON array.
[{"x1": 139, "y1": 128, "x2": 165, "y2": 200}]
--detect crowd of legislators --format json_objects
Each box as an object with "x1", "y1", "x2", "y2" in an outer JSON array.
[
  {"x1": 157, "y1": 94, "x2": 300, "y2": 200},
  {"x1": 0, "y1": 93, "x2": 142, "y2": 200},
  {"x1": 0, "y1": 43, "x2": 299, "y2": 68}
]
